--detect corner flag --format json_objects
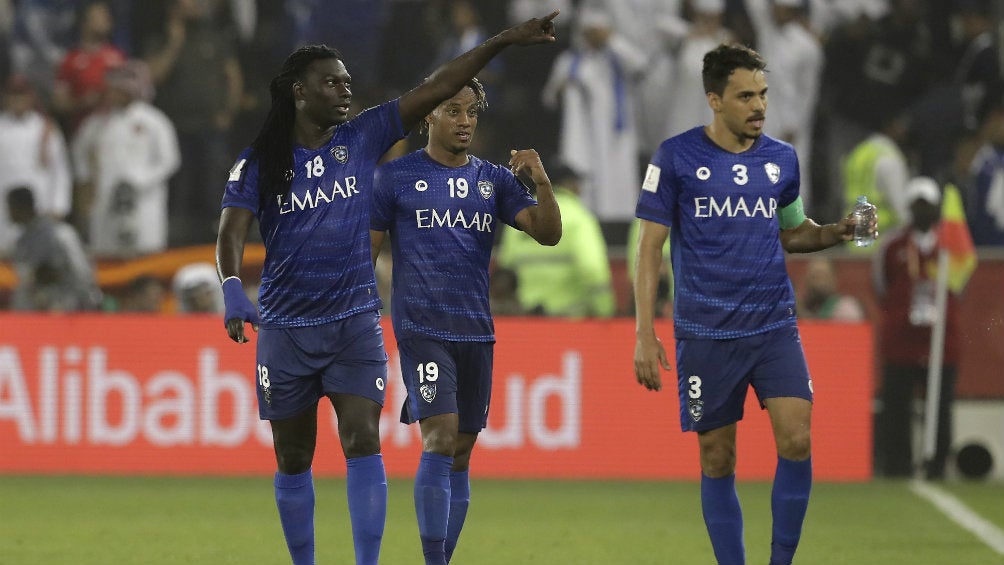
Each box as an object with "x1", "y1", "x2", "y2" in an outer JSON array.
[{"x1": 935, "y1": 183, "x2": 977, "y2": 293}]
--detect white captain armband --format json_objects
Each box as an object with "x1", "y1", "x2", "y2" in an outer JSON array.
[{"x1": 778, "y1": 197, "x2": 806, "y2": 229}]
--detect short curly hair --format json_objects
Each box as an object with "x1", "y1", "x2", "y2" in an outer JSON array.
[{"x1": 419, "y1": 77, "x2": 488, "y2": 134}]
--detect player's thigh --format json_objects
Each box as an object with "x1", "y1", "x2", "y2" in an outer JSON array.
[
  {"x1": 321, "y1": 311, "x2": 388, "y2": 406},
  {"x1": 749, "y1": 324, "x2": 813, "y2": 405},
  {"x1": 398, "y1": 337, "x2": 459, "y2": 425},
  {"x1": 676, "y1": 338, "x2": 754, "y2": 432},
  {"x1": 256, "y1": 326, "x2": 325, "y2": 420},
  {"x1": 269, "y1": 404, "x2": 320, "y2": 474},
  {"x1": 453, "y1": 341, "x2": 493, "y2": 435}
]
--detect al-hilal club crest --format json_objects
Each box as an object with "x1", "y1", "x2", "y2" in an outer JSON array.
[
  {"x1": 688, "y1": 398, "x2": 704, "y2": 422},
  {"x1": 331, "y1": 145, "x2": 348, "y2": 164},
  {"x1": 420, "y1": 383, "x2": 437, "y2": 403},
  {"x1": 764, "y1": 162, "x2": 780, "y2": 184},
  {"x1": 478, "y1": 180, "x2": 494, "y2": 199}
]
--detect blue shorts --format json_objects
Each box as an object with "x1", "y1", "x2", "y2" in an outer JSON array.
[
  {"x1": 397, "y1": 337, "x2": 493, "y2": 434},
  {"x1": 255, "y1": 311, "x2": 388, "y2": 420},
  {"x1": 675, "y1": 324, "x2": 812, "y2": 432}
]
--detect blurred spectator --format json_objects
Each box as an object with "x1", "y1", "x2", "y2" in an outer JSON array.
[
  {"x1": 966, "y1": 96, "x2": 1004, "y2": 245},
  {"x1": 818, "y1": 0, "x2": 931, "y2": 220},
  {"x1": 746, "y1": 0, "x2": 823, "y2": 212},
  {"x1": 0, "y1": 74, "x2": 73, "y2": 258},
  {"x1": 6, "y1": 186, "x2": 101, "y2": 311},
  {"x1": 842, "y1": 113, "x2": 912, "y2": 237},
  {"x1": 953, "y1": 0, "x2": 1003, "y2": 135},
  {"x1": 51, "y1": 0, "x2": 126, "y2": 133},
  {"x1": 496, "y1": 165, "x2": 616, "y2": 317},
  {"x1": 664, "y1": 0, "x2": 733, "y2": 138},
  {"x1": 796, "y1": 256, "x2": 865, "y2": 322},
  {"x1": 143, "y1": 0, "x2": 243, "y2": 246},
  {"x1": 542, "y1": 7, "x2": 646, "y2": 222},
  {"x1": 9, "y1": 0, "x2": 79, "y2": 93},
  {"x1": 581, "y1": 0, "x2": 687, "y2": 156},
  {"x1": 488, "y1": 265, "x2": 524, "y2": 316},
  {"x1": 118, "y1": 274, "x2": 167, "y2": 312},
  {"x1": 872, "y1": 177, "x2": 961, "y2": 479},
  {"x1": 71, "y1": 60, "x2": 180, "y2": 258},
  {"x1": 500, "y1": 0, "x2": 572, "y2": 164},
  {"x1": 172, "y1": 261, "x2": 223, "y2": 313},
  {"x1": 908, "y1": 0, "x2": 1001, "y2": 179}
]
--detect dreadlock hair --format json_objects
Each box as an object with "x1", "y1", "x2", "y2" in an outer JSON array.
[
  {"x1": 251, "y1": 44, "x2": 343, "y2": 204},
  {"x1": 702, "y1": 43, "x2": 767, "y2": 97},
  {"x1": 418, "y1": 77, "x2": 489, "y2": 135}
]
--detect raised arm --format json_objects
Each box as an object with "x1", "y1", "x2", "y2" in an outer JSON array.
[
  {"x1": 397, "y1": 11, "x2": 559, "y2": 131},
  {"x1": 512, "y1": 149, "x2": 561, "y2": 246}
]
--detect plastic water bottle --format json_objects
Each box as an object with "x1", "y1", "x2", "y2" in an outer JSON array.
[{"x1": 852, "y1": 195, "x2": 876, "y2": 247}]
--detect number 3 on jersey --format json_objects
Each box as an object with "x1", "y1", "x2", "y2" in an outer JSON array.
[{"x1": 688, "y1": 375, "x2": 702, "y2": 399}]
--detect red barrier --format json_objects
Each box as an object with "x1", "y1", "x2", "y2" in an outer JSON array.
[{"x1": 0, "y1": 315, "x2": 872, "y2": 480}]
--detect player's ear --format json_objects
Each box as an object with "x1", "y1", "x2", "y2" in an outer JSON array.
[{"x1": 707, "y1": 92, "x2": 721, "y2": 112}]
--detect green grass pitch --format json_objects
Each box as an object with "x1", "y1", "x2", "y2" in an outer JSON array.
[{"x1": 1, "y1": 476, "x2": 1001, "y2": 564}]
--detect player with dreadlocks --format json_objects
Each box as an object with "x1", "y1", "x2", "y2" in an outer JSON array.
[{"x1": 215, "y1": 13, "x2": 559, "y2": 565}]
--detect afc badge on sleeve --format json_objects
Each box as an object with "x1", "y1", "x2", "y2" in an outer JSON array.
[{"x1": 642, "y1": 164, "x2": 661, "y2": 193}]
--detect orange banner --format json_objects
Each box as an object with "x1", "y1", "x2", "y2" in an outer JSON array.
[{"x1": 0, "y1": 315, "x2": 872, "y2": 480}]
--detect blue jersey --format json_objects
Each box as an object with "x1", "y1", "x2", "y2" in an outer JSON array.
[
  {"x1": 371, "y1": 150, "x2": 537, "y2": 341},
  {"x1": 636, "y1": 127, "x2": 800, "y2": 339},
  {"x1": 222, "y1": 100, "x2": 406, "y2": 328}
]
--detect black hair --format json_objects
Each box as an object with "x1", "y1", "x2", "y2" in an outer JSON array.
[
  {"x1": 250, "y1": 44, "x2": 343, "y2": 204},
  {"x1": 6, "y1": 186, "x2": 35, "y2": 211},
  {"x1": 702, "y1": 43, "x2": 767, "y2": 97},
  {"x1": 419, "y1": 77, "x2": 488, "y2": 134}
]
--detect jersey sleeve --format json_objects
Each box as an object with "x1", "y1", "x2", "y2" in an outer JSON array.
[
  {"x1": 353, "y1": 99, "x2": 407, "y2": 157},
  {"x1": 220, "y1": 148, "x2": 260, "y2": 213},
  {"x1": 635, "y1": 141, "x2": 677, "y2": 226},
  {"x1": 370, "y1": 164, "x2": 395, "y2": 232},
  {"x1": 778, "y1": 146, "x2": 801, "y2": 208}
]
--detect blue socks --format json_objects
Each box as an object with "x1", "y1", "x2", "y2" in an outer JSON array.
[
  {"x1": 445, "y1": 470, "x2": 471, "y2": 562},
  {"x1": 770, "y1": 456, "x2": 812, "y2": 565},
  {"x1": 274, "y1": 469, "x2": 315, "y2": 565},
  {"x1": 414, "y1": 451, "x2": 454, "y2": 565},
  {"x1": 701, "y1": 473, "x2": 745, "y2": 565},
  {"x1": 346, "y1": 454, "x2": 388, "y2": 565}
]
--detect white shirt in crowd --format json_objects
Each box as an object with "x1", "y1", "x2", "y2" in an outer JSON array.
[
  {"x1": 72, "y1": 99, "x2": 180, "y2": 257},
  {"x1": 0, "y1": 109, "x2": 72, "y2": 256}
]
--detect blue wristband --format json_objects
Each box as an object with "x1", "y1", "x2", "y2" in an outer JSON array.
[{"x1": 221, "y1": 277, "x2": 259, "y2": 327}]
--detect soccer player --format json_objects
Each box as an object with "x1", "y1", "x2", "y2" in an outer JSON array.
[
  {"x1": 215, "y1": 13, "x2": 559, "y2": 565},
  {"x1": 369, "y1": 78, "x2": 561, "y2": 565},
  {"x1": 632, "y1": 43, "x2": 876, "y2": 565}
]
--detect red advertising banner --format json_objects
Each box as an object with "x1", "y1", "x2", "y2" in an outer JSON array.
[{"x1": 0, "y1": 315, "x2": 873, "y2": 480}]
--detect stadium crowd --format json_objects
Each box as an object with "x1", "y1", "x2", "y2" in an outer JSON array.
[{"x1": 0, "y1": 0, "x2": 1002, "y2": 313}]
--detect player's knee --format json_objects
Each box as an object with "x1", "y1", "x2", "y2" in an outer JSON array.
[
  {"x1": 421, "y1": 425, "x2": 458, "y2": 456},
  {"x1": 700, "y1": 444, "x2": 737, "y2": 476},
  {"x1": 776, "y1": 430, "x2": 811, "y2": 461},
  {"x1": 339, "y1": 421, "x2": 381, "y2": 459},
  {"x1": 274, "y1": 442, "x2": 315, "y2": 475}
]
